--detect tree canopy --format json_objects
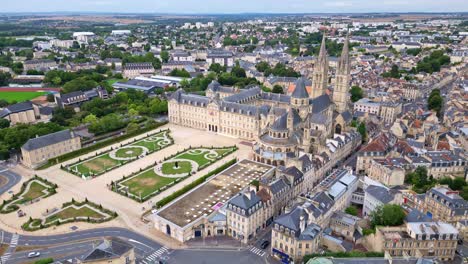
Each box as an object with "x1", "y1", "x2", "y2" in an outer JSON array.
[
  {"x1": 371, "y1": 204, "x2": 405, "y2": 227},
  {"x1": 350, "y1": 86, "x2": 364, "y2": 102}
]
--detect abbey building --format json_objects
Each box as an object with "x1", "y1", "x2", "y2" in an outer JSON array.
[{"x1": 168, "y1": 35, "x2": 355, "y2": 168}]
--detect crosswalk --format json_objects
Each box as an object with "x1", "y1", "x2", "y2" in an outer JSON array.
[
  {"x1": 248, "y1": 245, "x2": 266, "y2": 257},
  {"x1": 141, "y1": 246, "x2": 169, "y2": 263},
  {"x1": 1, "y1": 234, "x2": 20, "y2": 263},
  {"x1": 1, "y1": 253, "x2": 11, "y2": 263}
]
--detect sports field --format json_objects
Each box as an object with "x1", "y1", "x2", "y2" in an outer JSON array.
[{"x1": 0, "y1": 91, "x2": 48, "y2": 102}]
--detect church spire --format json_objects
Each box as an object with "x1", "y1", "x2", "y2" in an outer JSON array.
[
  {"x1": 333, "y1": 33, "x2": 351, "y2": 113},
  {"x1": 310, "y1": 33, "x2": 329, "y2": 99}
]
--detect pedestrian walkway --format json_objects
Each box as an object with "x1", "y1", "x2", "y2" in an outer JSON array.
[
  {"x1": 248, "y1": 245, "x2": 266, "y2": 257},
  {"x1": 141, "y1": 246, "x2": 169, "y2": 263},
  {"x1": 1, "y1": 233, "x2": 20, "y2": 263}
]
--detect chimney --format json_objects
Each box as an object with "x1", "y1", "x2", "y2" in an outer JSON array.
[
  {"x1": 299, "y1": 212, "x2": 306, "y2": 234},
  {"x1": 244, "y1": 190, "x2": 252, "y2": 200}
]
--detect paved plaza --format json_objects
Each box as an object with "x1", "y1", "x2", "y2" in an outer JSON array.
[{"x1": 0, "y1": 124, "x2": 252, "y2": 244}]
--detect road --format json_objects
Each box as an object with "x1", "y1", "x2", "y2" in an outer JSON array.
[
  {"x1": 0, "y1": 227, "x2": 164, "y2": 263},
  {"x1": 1, "y1": 227, "x2": 270, "y2": 264},
  {"x1": 0, "y1": 165, "x2": 21, "y2": 196}
]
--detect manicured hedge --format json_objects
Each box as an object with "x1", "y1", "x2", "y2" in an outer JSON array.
[
  {"x1": 34, "y1": 258, "x2": 54, "y2": 264},
  {"x1": 0, "y1": 175, "x2": 58, "y2": 214},
  {"x1": 21, "y1": 198, "x2": 118, "y2": 231},
  {"x1": 64, "y1": 129, "x2": 173, "y2": 178},
  {"x1": 37, "y1": 121, "x2": 168, "y2": 169},
  {"x1": 155, "y1": 158, "x2": 237, "y2": 209},
  {"x1": 303, "y1": 251, "x2": 385, "y2": 262},
  {"x1": 113, "y1": 145, "x2": 237, "y2": 202}
]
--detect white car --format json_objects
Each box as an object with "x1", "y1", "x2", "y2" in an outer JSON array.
[{"x1": 27, "y1": 252, "x2": 41, "y2": 258}]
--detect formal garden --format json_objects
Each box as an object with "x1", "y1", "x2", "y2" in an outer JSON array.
[
  {"x1": 22, "y1": 198, "x2": 117, "y2": 231},
  {"x1": 0, "y1": 176, "x2": 58, "y2": 214},
  {"x1": 112, "y1": 146, "x2": 237, "y2": 202},
  {"x1": 63, "y1": 129, "x2": 173, "y2": 178}
]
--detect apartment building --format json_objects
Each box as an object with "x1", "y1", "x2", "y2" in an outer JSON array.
[
  {"x1": 371, "y1": 222, "x2": 459, "y2": 261},
  {"x1": 271, "y1": 206, "x2": 323, "y2": 263},
  {"x1": 123, "y1": 63, "x2": 155, "y2": 79},
  {"x1": 226, "y1": 190, "x2": 270, "y2": 243},
  {"x1": 23, "y1": 59, "x2": 57, "y2": 72},
  {"x1": 21, "y1": 129, "x2": 81, "y2": 169},
  {"x1": 379, "y1": 101, "x2": 402, "y2": 124},
  {"x1": 368, "y1": 158, "x2": 407, "y2": 186},
  {"x1": 415, "y1": 186, "x2": 468, "y2": 226},
  {"x1": 353, "y1": 98, "x2": 380, "y2": 115}
]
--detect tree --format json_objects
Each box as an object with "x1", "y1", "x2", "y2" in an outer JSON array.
[
  {"x1": 0, "y1": 119, "x2": 10, "y2": 129},
  {"x1": 208, "y1": 63, "x2": 226, "y2": 73},
  {"x1": 128, "y1": 108, "x2": 139, "y2": 117},
  {"x1": 160, "y1": 50, "x2": 169, "y2": 63},
  {"x1": 345, "y1": 205, "x2": 358, "y2": 216},
  {"x1": 371, "y1": 204, "x2": 405, "y2": 227},
  {"x1": 357, "y1": 122, "x2": 367, "y2": 142},
  {"x1": 83, "y1": 114, "x2": 98, "y2": 124},
  {"x1": 46, "y1": 94, "x2": 55, "y2": 103},
  {"x1": 11, "y1": 62, "x2": 23, "y2": 75},
  {"x1": 272, "y1": 85, "x2": 284, "y2": 94},
  {"x1": 169, "y1": 69, "x2": 190, "y2": 78},
  {"x1": 350, "y1": 86, "x2": 364, "y2": 102},
  {"x1": 125, "y1": 122, "x2": 140, "y2": 134},
  {"x1": 0, "y1": 72, "x2": 11, "y2": 86},
  {"x1": 427, "y1": 89, "x2": 443, "y2": 117},
  {"x1": 382, "y1": 64, "x2": 401, "y2": 79},
  {"x1": 255, "y1": 61, "x2": 270, "y2": 72}
]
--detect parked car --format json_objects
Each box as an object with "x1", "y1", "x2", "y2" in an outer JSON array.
[
  {"x1": 27, "y1": 252, "x2": 41, "y2": 258},
  {"x1": 260, "y1": 240, "x2": 270, "y2": 249}
]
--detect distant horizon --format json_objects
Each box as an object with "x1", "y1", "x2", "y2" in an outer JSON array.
[
  {"x1": 2, "y1": 0, "x2": 468, "y2": 14},
  {"x1": 1, "y1": 11, "x2": 468, "y2": 15}
]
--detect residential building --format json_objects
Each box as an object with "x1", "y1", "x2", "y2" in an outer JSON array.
[
  {"x1": 21, "y1": 129, "x2": 81, "y2": 169},
  {"x1": 371, "y1": 221, "x2": 458, "y2": 261},
  {"x1": 123, "y1": 63, "x2": 155, "y2": 79}
]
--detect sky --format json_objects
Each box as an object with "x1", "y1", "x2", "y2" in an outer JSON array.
[{"x1": 2, "y1": 0, "x2": 468, "y2": 13}]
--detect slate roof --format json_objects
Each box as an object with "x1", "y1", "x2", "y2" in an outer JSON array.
[
  {"x1": 365, "y1": 185, "x2": 395, "y2": 204},
  {"x1": 81, "y1": 239, "x2": 133, "y2": 263},
  {"x1": 0, "y1": 101, "x2": 34, "y2": 117},
  {"x1": 310, "y1": 94, "x2": 332, "y2": 114},
  {"x1": 405, "y1": 209, "x2": 432, "y2": 222},
  {"x1": 291, "y1": 77, "x2": 310, "y2": 98},
  {"x1": 228, "y1": 191, "x2": 262, "y2": 216},
  {"x1": 22, "y1": 129, "x2": 77, "y2": 151}
]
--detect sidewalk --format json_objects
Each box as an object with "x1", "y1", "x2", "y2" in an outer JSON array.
[{"x1": 185, "y1": 235, "x2": 244, "y2": 249}]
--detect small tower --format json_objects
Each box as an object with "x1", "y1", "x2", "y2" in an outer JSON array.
[
  {"x1": 333, "y1": 33, "x2": 351, "y2": 113},
  {"x1": 310, "y1": 34, "x2": 329, "y2": 99}
]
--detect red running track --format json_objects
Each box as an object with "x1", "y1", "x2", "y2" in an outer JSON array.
[{"x1": 0, "y1": 87, "x2": 61, "y2": 92}]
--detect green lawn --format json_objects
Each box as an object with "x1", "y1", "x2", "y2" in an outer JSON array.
[
  {"x1": 176, "y1": 150, "x2": 214, "y2": 167},
  {"x1": 67, "y1": 131, "x2": 171, "y2": 177},
  {"x1": 161, "y1": 161, "x2": 192, "y2": 175},
  {"x1": 72, "y1": 154, "x2": 120, "y2": 175},
  {"x1": 0, "y1": 91, "x2": 48, "y2": 103},
  {"x1": 15, "y1": 182, "x2": 48, "y2": 204},
  {"x1": 120, "y1": 169, "x2": 175, "y2": 198},
  {"x1": 117, "y1": 147, "x2": 235, "y2": 199},
  {"x1": 106, "y1": 79, "x2": 126, "y2": 86},
  {"x1": 45, "y1": 206, "x2": 106, "y2": 224},
  {"x1": 114, "y1": 147, "x2": 144, "y2": 158}
]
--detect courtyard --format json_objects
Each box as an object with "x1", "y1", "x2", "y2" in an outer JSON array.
[
  {"x1": 152, "y1": 159, "x2": 274, "y2": 241},
  {"x1": 115, "y1": 146, "x2": 237, "y2": 201},
  {"x1": 65, "y1": 130, "x2": 173, "y2": 177}
]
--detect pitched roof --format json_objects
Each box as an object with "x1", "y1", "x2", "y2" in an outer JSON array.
[
  {"x1": 81, "y1": 239, "x2": 133, "y2": 263},
  {"x1": 291, "y1": 77, "x2": 310, "y2": 98},
  {"x1": 22, "y1": 129, "x2": 77, "y2": 151}
]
